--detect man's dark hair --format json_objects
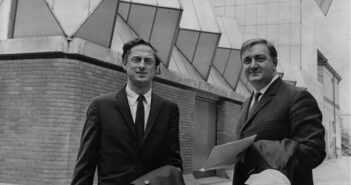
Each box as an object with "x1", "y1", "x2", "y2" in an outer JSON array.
[
  {"x1": 240, "y1": 38, "x2": 278, "y2": 65},
  {"x1": 122, "y1": 38, "x2": 161, "y2": 66}
]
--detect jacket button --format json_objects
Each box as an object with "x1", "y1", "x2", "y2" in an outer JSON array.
[{"x1": 144, "y1": 180, "x2": 150, "y2": 184}]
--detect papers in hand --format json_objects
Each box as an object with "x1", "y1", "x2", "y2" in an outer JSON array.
[{"x1": 200, "y1": 135, "x2": 256, "y2": 171}]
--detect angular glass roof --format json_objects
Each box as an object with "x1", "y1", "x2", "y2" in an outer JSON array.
[
  {"x1": 110, "y1": 15, "x2": 138, "y2": 54},
  {"x1": 72, "y1": 0, "x2": 119, "y2": 47},
  {"x1": 179, "y1": 0, "x2": 200, "y2": 30},
  {"x1": 216, "y1": 17, "x2": 242, "y2": 49},
  {"x1": 176, "y1": 0, "x2": 221, "y2": 80},
  {"x1": 207, "y1": 67, "x2": 233, "y2": 93},
  {"x1": 223, "y1": 49, "x2": 242, "y2": 89},
  {"x1": 11, "y1": 0, "x2": 65, "y2": 38},
  {"x1": 46, "y1": 0, "x2": 102, "y2": 36},
  {"x1": 119, "y1": 0, "x2": 182, "y2": 66},
  {"x1": 168, "y1": 46, "x2": 204, "y2": 82},
  {"x1": 121, "y1": 0, "x2": 181, "y2": 9}
]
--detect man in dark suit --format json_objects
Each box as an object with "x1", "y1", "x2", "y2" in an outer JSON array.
[
  {"x1": 233, "y1": 38, "x2": 326, "y2": 185},
  {"x1": 71, "y1": 38, "x2": 183, "y2": 185}
]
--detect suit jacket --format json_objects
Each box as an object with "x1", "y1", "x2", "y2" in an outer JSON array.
[
  {"x1": 71, "y1": 86, "x2": 183, "y2": 185},
  {"x1": 233, "y1": 78, "x2": 326, "y2": 185},
  {"x1": 130, "y1": 165, "x2": 185, "y2": 185}
]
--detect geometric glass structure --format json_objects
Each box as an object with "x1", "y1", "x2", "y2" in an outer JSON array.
[
  {"x1": 10, "y1": 0, "x2": 65, "y2": 38},
  {"x1": 72, "y1": 0, "x2": 119, "y2": 47},
  {"x1": 176, "y1": 0, "x2": 221, "y2": 80},
  {"x1": 118, "y1": 0, "x2": 182, "y2": 66}
]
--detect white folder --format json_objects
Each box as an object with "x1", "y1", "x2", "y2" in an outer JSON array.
[{"x1": 200, "y1": 135, "x2": 256, "y2": 171}]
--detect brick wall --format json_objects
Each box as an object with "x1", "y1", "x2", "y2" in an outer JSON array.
[
  {"x1": 153, "y1": 83, "x2": 195, "y2": 174},
  {"x1": 217, "y1": 100, "x2": 242, "y2": 145},
  {"x1": 0, "y1": 58, "x2": 196, "y2": 184}
]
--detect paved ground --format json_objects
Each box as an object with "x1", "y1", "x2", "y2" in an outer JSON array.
[
  {"x1": 313, "y1": 156, "x2": 350, "y2": 185},
  {"x1": 199, "y1": 156, "x2": 351, "y2": 185}
]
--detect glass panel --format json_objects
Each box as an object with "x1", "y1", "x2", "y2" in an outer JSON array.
[
  {"x1": 150, "y1": 8, "x2": 180, "y2": 66},
  {"x1": 213, "y1": 48, "x2": 230, "y2": 74},
  {"x1": 222, "y1": 17, "x2": 243, "y2": 49},
  {"x1": 13, "y1": 0, "x2": 64, "y2": 38},
  {"x1": 73, "y1": 0, "x2": 119, "y2": 47},
  {"x1": 111, "y1": 16, "x2": 137, "y2": 54},
  {"x1": 192, "y1": 98, "x2": 217, "y2": 178},
  {"x1": 176, "y1": 29, "x2": 199, "y2": 62},
  {"x1": 89, "y1": 0, "x2": 101, "y2": 12},
  {"x1": 0, "y1": 0, "x2": 12, "y2": 39},
  {"x1": 208, "y1": 67, "x2": 233, "y2": 92},
  {"x1": 224, "y1": 49, "x2": 242, "y2": 89},
  {"x1": 321, "y1": 0, "x2": 332, "y2": 15},
  {"x1": 168, "y1": 53, "x2": 182, "y2": 74},
  {"x1": 48, "y1": 0, "x2": 101, "y2": 36},
  {"x1": 128, "y1": 4, "x2": 156, "y2": 40},
  {"x1": 315, "y1": 0, "x2": 323, "y2": 6},
  {"x1": 216, "y1": 17, "x2": 231, "y2": 48},
  {"x1": 133, "y1": 0, "x2": 157, "y2": 6},
  {"x1": 192, "y1": 32, "x2": 219, "y2": 79},
  {"x1": 118, "y1": 2, "x2": 130, "y2": 21},
  {"x1": 156, "y1": 0, "x2": 181, "y2": 9},
  {"x1": 179, "y1": 0, "x2": 200, "y2": 30},
  {"x1": 169, "y1": 47, "x2": 203, "y2": 81},
  {"x1": 193, "y1": 0, "x2": 219, "y2": 33}
]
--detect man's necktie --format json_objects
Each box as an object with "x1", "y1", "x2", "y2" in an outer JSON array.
[
  {"x1": 136, "y1": 95, "x2": 145, "y2": 144},
  {"x1": 248, "y1": 92, "x2": 262, "y2": 118}
]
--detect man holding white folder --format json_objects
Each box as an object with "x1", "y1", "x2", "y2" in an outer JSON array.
[{"x1": 233, "y1": 38, "x2": 326, "y2": 185}]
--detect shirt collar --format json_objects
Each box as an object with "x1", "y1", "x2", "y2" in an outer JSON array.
[
  {"x1": 125, "y1": 84, "x2": 152, "y2": 106},
  {"x1": 254, "y1": 75, "x2": 280, "y2": 95}
]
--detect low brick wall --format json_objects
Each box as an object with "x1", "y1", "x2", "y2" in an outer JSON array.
[{"x1": 0, "y1": 58, "x2": 200, "y2": 184}]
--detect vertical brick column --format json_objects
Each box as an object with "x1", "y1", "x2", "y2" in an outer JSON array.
[
  {"x1": 153, "y1": 83, "x2": 196, "y2": 174},
  {"x1": 216, "y1": 100, "x2": 242, "y2": 145}
]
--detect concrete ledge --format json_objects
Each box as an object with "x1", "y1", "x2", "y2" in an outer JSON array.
[
  {"x1": 0, "y1": 36, "x2": 68, "y2": 54},
  {"x1": 0, "y1": 37, "x2": 244, "y2": 102},
  {"x1": 69, "y1": 38, "x2": 121, "y2": 66}
]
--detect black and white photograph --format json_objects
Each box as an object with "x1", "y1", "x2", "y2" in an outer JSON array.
[{"x1": 0, "y1": 0, "x2": 350, "y2": 184}]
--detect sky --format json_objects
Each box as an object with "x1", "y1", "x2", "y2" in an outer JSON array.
[{"x1": 326, "y1": 0, "x2": 350, "y2": 119}]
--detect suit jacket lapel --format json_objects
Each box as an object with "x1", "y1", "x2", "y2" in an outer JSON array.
[
  {"x1": 114, "y1": 87, "x2": 138, "y2": 139},
  {"x1": 143, "y1": 93, "x2": 162, "y2": 143},
  {"x1": 240, "y1": 78, "x2": 282, "y2": 133}
]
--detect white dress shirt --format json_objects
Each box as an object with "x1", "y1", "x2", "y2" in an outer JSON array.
[
  {"x1": 125, "y1": 85, "x2": 151, "y2": 129},
  {"x1": 249, "y1": 75, "x2": 280, "y2": 109}
]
